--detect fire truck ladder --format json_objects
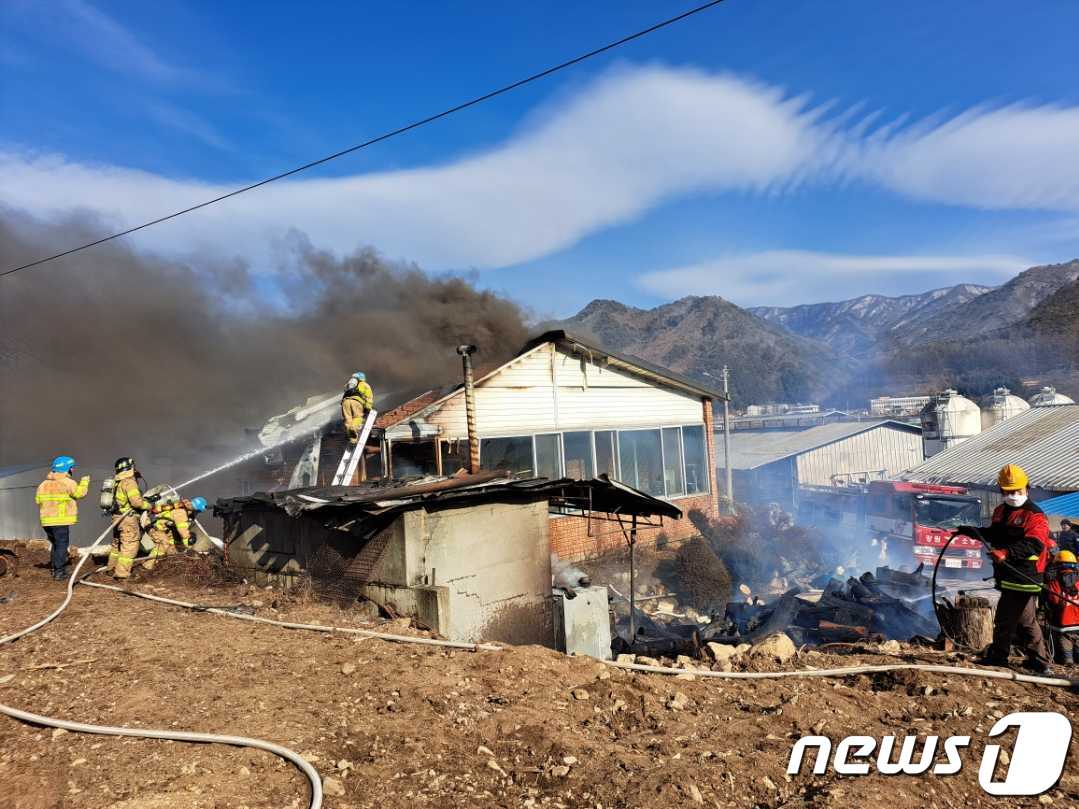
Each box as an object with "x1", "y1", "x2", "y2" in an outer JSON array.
[{"x1": 331, "y1": 409, "x2": 378, "y2": 486}]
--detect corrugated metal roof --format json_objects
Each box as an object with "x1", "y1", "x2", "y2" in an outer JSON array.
[
  {"x1": 717, "y1": 420, "x2": 920, "y2": 470},
  {"x1": 1038, "y1": 491, "x2": 1079, "y2": 518},
  {"x1": 900, "y1": 404, "x2": 1079, "y2": 491}
]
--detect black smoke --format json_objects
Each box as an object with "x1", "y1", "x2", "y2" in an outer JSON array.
[{"x1": 0, "y1": 210, "x2": 530, "y2": 476}]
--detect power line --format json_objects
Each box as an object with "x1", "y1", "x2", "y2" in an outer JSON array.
[{"x1": 2, "y1": 1, "x2": 727, "y2": 279}]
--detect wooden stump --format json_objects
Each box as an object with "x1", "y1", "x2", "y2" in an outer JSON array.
[{"x1": 938, "y1": 595, "x2": 994, "y2": 650}]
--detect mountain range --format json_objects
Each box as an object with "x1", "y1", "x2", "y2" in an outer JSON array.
[{"x1": 559, "y1": 259, "x2": 1079, "y2": 407}]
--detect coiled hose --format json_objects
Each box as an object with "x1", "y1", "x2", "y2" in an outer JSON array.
[{"x1": 0, "y1": 515, "x2": 324, "y2": 809}]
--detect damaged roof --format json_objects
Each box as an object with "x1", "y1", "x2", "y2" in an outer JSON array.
[
  {"x1": 215, "y1": 472, "x2": 682, "y2": 536},
  {"x1": 901, "y1": 404, "x2": 1079, "y2": 491}
]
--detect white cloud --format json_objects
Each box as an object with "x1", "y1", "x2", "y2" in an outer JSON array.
[
  {"x1": 637, "y1": 250, "x2": 1033, "y2": 306},
  {"x1": 1, "y1": 65, "x2": 1078, "y2": 274}
]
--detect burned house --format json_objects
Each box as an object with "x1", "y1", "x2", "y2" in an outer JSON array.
[
  {"x1": 217, "y1": 474, "x2": 681, "y2": 646},
  {"x1": 230, "y1": 330, "x2": 721, "y2": 560}
]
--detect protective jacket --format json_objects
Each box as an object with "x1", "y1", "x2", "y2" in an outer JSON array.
[
  {"x1": 986, "y1": 500, "x2": 1052, "y2": 592},
  {"x1": 112, "y1": 471, "x2": 149, "y2": 515},
  {"x1": 1046, "y1": 565, "x2": 1079, "y2": 628},
  {"x1": 35, "y1": 471, "x2": 90, "y2": 527},
  {"x1": 342, "y1": 379, "x2": 374, "y2": 410},
  {"x1": 151, "y1": 502, "x2": 194, "y2": 545}
]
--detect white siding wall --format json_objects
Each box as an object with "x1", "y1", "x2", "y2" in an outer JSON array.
[
  {"x1": 425, "y1": 343, "x2": 704, "y2": 440},
  {"x1": 795, "y1": 426, "x2": 924, "y2": 486}
]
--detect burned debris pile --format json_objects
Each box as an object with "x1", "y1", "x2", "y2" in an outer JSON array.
[{"x1": 716, "y1": 565, "x2": 939, "y2": 646}]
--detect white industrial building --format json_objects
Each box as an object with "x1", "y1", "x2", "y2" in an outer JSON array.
[
  {"x1": 716, "y1": 420, "x2": 924, "y2": 510},
  {"x1": 870, "y1": 395, "x2": 932, "y2": 418},
  {"x1": 901, "y1": 404, "x2": 1079, "y2": 520}
]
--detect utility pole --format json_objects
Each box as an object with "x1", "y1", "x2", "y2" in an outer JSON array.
[
  {"x1": 457, "y1": 345, "x2": 480, "y2": 474},
  {"x1": 722, "y1": 365, "x2": 733, "y2": 512}
]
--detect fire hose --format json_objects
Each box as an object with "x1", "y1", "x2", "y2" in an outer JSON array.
[
  {"x1": 931, "y1": 528, "x2": 1079, "y2": 651},
  {"x1": 0, "y1": 513, "x2": 327, "y2": 808}
]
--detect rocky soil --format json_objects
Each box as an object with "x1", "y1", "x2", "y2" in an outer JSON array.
[{"x1": 1, "y1": 543, "x2": 1077, "y2": 809}]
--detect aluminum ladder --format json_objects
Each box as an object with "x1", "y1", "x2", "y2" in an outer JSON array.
[{"x1": 331, "y1": 408, "x2": 378, "y2": 486}]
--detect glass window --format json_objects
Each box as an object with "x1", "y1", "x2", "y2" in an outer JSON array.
[
  {"x1": 662, "y1": 427, "x2": 685, "y2": 496},
  {"x1": 534, "y1": 433, "x2": 562, "y2": 480},
  {"x1": 682, "y1": 424, "x2": 709, "y2": 494},
  {"x1": 617, "y1": 429, "x2": 664, "y2": 496},
  {"x1": 595, "y1": 430, "x2": 617, "y2": 478},
  {"x1": 562, "y1": 431, "x2": 593, "y2": 480},
  {"x1": 480, "y1": 436, "x2": 533, "y2": 475}
]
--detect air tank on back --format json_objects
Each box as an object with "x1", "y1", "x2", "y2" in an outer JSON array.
[
  {"x1": 920, "y1": 388, "x2": 982, "y2": 458},
  {"x1": 1029, "y1": 386, "x2": 1075, "y2": 407},
  {"x1": 980, "y1": 387, "x2": 1030, "y2": 430}
]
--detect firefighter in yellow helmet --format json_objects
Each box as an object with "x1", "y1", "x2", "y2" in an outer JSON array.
[
  {"x1": 958, "y1": 464, "x2": 1054, "y2": 673},
  {"x1": 341, "y1": 371, "x2": 374, "y2": 445},
  {"x1": 144, "y1": 497, "x2": 206, "y2": 570},
  {"x1": 35, "y1": 456, "x2": 90, "y2": 581},
  {"x1": 108, "y1": 457, "x2": 150, "y2": 579}
]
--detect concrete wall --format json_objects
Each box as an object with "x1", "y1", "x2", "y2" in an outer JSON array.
[{"x1": 224, "y1": 498, "x2": 555, "y2": 645}]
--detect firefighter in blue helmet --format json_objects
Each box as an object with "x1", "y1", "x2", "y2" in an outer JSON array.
[{"x1": 35, "y1": 456, "x2": 90, "y2": 580}]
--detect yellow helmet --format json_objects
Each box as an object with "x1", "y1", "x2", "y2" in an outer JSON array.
[
  {"x1": 997, "y1": 464, "x2": 1029, "y2": 491},
  {"x1": 1057, "y1": 550, "x2": 1077, "y2": 565}
]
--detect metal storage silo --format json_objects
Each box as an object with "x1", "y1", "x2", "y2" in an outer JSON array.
[
  {"x1": 920, "y1": 389, "x2": 982, "y2": 458},
  {"x1": 1029, "y1": 386, "x2": 1075, "y2": 407},
  {"x1": 980, "y1": 387, "x2": 1031, "y2": 430}
]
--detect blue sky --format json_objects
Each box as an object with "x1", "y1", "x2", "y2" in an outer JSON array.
[{"x1": 3, "y1": 1, "x2": 1079, "y2": 317}]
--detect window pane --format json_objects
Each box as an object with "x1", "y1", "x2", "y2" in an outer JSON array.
[
  {"x1": 662, "y1": 427, "x2": 685, "y2": 497},
  {"x1": 562, "y1": 431, "x2": 593, "y2": 480},
  {"x1": 595, "y1": 430, "x2": 617, "y2": 478},
  {"x1": 535, "y1": 433, "x2": 562, "y2": 480},
  {"x1": 480, "y1": 436, "x2": 533, "y2": 475},
  {"x1": 617, "y1": 429, "x2": 664, "y2": 496},
  {"x1": 682, "y1": 424, "x2": 709, "y2": 494}
]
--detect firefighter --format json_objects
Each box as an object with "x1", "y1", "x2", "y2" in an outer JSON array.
[
  {"x1": 1046, "y1": 550, "x2": 1079, "y2": 665},
  {"x1": 959, "y1": 464, "x2": 1054, "y2": 673},
  {"x1": 108, "y1": 457, "x2": 150, "y2": 579},
  {"x1": 144, "y1": 497, "x2": 206, "y2": 570},
  {"x1": 34, "y1": 456, "x2": 90, "y2": 581},
  {"x1": 341, "y1": 371, "x2": 374, "y2": 445}
]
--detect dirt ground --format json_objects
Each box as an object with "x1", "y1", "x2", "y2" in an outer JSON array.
[{"x1": 1, "y1": 543, "x2": 1077, "y2": 809}]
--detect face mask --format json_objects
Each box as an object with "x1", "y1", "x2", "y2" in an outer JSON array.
[{"x1": 1003, "y1": 492, "x2": 1027, "y2": 507}]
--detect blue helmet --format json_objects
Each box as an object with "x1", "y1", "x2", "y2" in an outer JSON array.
[
  {"x1": 191, "y1": 496, "x2": 208, "y2": 513},
  {"x1": 352, "y1": 371, "x2": 366, "y2": 381},
  {"x1": 51, "y1": 455, "x2": 76, "y2": 474}
]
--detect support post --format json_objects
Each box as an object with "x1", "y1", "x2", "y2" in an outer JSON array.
[
  {"x1": 457, "y1": 344, "x2": 480, "y2": 474},
  {"x1": 722, "y1": 365, "x2": 734, "y2": 512},
  {"x1": 629, "y1": 512, "x2": 638, "y2": 641}
]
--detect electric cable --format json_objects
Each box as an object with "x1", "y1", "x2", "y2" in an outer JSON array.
[{"x1": 1, "y1": 0, "x2": 728, "y2": 278}]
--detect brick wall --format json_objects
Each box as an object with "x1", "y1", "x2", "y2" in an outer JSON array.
[{"x1": 549, "y1": 493, "x2": 714, "y2": 561}]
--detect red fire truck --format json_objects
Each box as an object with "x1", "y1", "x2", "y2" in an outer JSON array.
[{"x1": 865, "y1": 480, "x2": 984, "y2": 572}]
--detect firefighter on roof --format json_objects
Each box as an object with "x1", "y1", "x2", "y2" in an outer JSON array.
[
  {"x1": 341, "y1": 371, "x2": 374, "y2": 445},
  {"x1": 958, "y1": 464, "x2": 1055, "y2": 673}
]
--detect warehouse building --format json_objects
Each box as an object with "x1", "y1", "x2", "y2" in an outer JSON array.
[
  {"x1": 900, "y1": 404, "x2": 1079, "y2": 520},
  {"x1": 228, "y1": 330, "x2": 722, "y2": 560},
  {"x1": 716, "y1": 420, "x2": 924, "y2": 510}
]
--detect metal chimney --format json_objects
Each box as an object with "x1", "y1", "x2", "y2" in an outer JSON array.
[{"x1": 456, "y1": 345, "x2": 480, "y2": 474}]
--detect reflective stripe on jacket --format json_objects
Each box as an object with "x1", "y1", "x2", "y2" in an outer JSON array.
[
  {"x1": 152, "y1": 505, "x2": 192, "y2": 543},
  {"x1": 113, "y1": 474, "x2": 148, "y2": 513},
  {"x1": 988, "y1": 501, "x2": 1052, "y2": 592},
  {"x1": 35, "y1": 472, "x2": 89, "y2": 526},
  {"x1": 342, "y1": 380, "x2": 374, "y2": 410}
]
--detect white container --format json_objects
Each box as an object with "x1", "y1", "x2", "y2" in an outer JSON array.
[
  {"x1": 1029, "y1": 386, "x2": 1075, "y2": 407},
  {"x1": 921, "y1": 389, "x2": 981, "y2": 458},
  {"x1": 980, "y1": 387, "x2": 1031, "y2": 430}
]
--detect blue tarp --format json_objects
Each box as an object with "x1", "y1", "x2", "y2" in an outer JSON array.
[{"x1": 1038, "y1": 491, "x2": 1079, "y2": 518}]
